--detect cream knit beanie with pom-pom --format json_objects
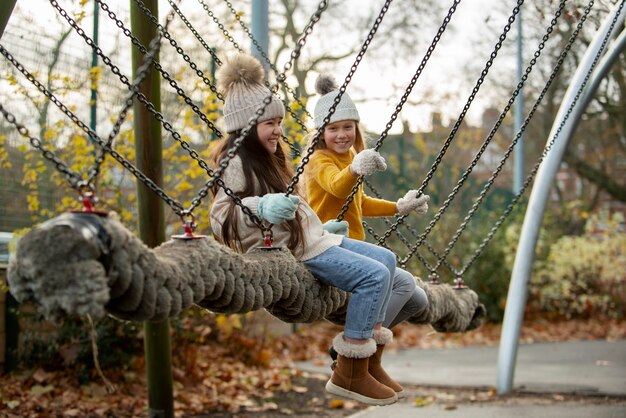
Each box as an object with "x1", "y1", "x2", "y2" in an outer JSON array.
[
  {"x1": 217, "y1": 54, "x2": 285, "y2": 133},
  {"x1": 313, "y1": 74, "x2": 360, "y2": 128}
]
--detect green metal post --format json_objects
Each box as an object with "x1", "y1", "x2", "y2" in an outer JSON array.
[
  {"x1": 129, "y1": 2, "x2": 174, "y2": 417},
  {"x1": 4, "y1": 291, "x2": 18, "y2": 372},
  {"x1": 210, "y1": 47, "x2": 217, "y2": 141},
  {"x1": 0, "y1": 0, "x2": 18, "y2": 40},
  {"x1": 90, "y1": 1, "x2": 99, "y2": 134}
]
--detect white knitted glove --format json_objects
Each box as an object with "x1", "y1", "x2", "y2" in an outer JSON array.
[
  {"x1": 351, "y1": 149, "x2": 387, "y2": 176},
  {"x1": 396, "y1": 191, "x2": 430, "y2": 216}
]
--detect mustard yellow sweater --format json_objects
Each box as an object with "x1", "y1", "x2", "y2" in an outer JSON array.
[{"x1": 305, "y1": 149, "x2": 397, "y2": 240}]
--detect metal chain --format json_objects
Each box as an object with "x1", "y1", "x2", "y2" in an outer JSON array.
[
  {"x1": 457, "y1": 0, "x2": 618, "y2": 276},
  {"x1": 50, "y1": 0, "x2": 225, "y2": 204},
  {"x1": 89, "y1": 0, "x2": 271, "y2": 223},
  {"x1": 401, "y1": 0, "x2": 595, "y2": 267},
  {"x1": 131, "y1": 0, "x2": 226, "y2": 105},
  {"x1": 2, "y1": 1, "x2": 173, "y2": 195},
  {"x1": 0, "y1": 75, "x2": 186, "y2": 216},
  {"x1": 378, "y1": 0, "x2": 525, "y2": 245},
  {"x1": 64, "y1": 0, "x2": 289, "y2": 225},
  {"x1": 191, "y1": 0, "x2": 303, "y2": 155},
  {"x1": 0, "y1": 104, "x2": 83, "y2": 188},
  {"x1": 196, "y1": 0, "x2": 244, "y2": 51},
  {"x1": 182, "y1": 0, "x2": 332, "y2": 215},
  {"x1": 418, "y1": 0, "x2": 569, "y2": 271},
  {"x1": 180, "y1": 0, "x2": 331, "y2": 217},
  {"x1": 2, "y1": 39, "x2": 269, "y2": 229},
  {"x1": 51, "y1": 0, "x2": 222, "y2": 153},
  {"x1": 97, "y1": 0, "x2": 224, "y2": 140},
  {"x1": 221, "y1": 0, "x2": 312, "y2": 119},
  {"x1": 361, "y1": 178, "x2": 457, "y2": 273},
  {"x1": 52, "y1": 1, "x2": 226, "y2": 178},
  {"x1": 167, "y1": 0, "x2": 222, "y2": 66},
  {"x1": 334, "y1": 0, "x2": 463, "y2": 222},
  {"x1": 286, "y1": 0, "x2": 392, "y2": 196}
]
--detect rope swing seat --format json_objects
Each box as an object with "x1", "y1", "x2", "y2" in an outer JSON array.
[{"x1": 7, "y1": 210, "x2": 485, "y2": 333}]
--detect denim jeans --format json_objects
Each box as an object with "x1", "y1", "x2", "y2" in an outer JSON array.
[
  {"x1": 383, "y1": 267, "x2": 429, "y2": 329},
  {"x1": 303, "y1": 237, "x2": 395, "y2": 339}
]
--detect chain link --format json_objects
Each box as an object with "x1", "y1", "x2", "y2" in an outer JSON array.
[
  {"x1": 196, "y1": 0, "x2": 243, "y2": 51},
  {"x1": 0, "y1": 69, "x2": 186, "y2": 215},
  {"x1": 51, "y1": 0, "x2": 222, "y2": 154},
  {"x1": 361, "y1": 178, "x2": 457, "y2": 273},
  {"x1": 48, "y1": 0, "x2": 257, "y2": 220},
  {"x1": 399, "y1": 0, "x2": 603, "y2": 268},
  {"x1": 95, "y1": 0, "x2": 271, "y2": 223},
  {"x1": 0, "y1": 103, "x2": 83, "y2": 188},
  {"x1": 131, "y1": 0, "x2": 226, "y2": 107},
  {"x1": 334, "y1": 0, "x2": 462, "y2": 222},
  {"x1": 378, "y1": 0, "x2": 525, "y2": 246},
  {"x1": 167, "y1": 0, "x2": 221, "y2": 66},
  {"x1": 418, "y1": 0, "x2": 569, "y2": 271},
  {"x1": 389, "y1": 0, "x2": 565, "y2": 263},
  {"x1": 221, "y1": 0, "x2": 312, "y2": 122},
  {"x1": 2, "y1": 1, "x2": 175, "y2": 197},
  {"x1": 456, "y1": 0, "x2": 620, "y2": 275}
]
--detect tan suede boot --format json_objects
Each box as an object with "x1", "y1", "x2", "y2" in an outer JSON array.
[
  {"x1": 370, "y1": 328, "x2": 405, "y2": 399},
  {"x1": 325, "y1": 333, "x2": 397, "y2": 406}
]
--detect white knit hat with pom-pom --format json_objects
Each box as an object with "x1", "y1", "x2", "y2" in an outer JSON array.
[
  {"x1": 313, "y1": 74, "x2": 360, "y2": 128},
  {"x1": 217, "y1": 54, "x2": 285, "y2": 133}
]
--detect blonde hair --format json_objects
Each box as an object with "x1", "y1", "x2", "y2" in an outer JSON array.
[{"x1": 304, "y1": 121, "x2": 367, "y2": 155}]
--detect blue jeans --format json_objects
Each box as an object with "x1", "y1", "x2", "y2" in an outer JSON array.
[{"x1": 304, "y1": 237, "x2": 395, "y2": 339}]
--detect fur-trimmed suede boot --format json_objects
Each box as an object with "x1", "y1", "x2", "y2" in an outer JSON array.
[
  {"x1": 370, "y1": 328, "x2": 405, "y2": 398},
  {"x1": 325, "y1": 333, "x2": 397, "y2": 406}
]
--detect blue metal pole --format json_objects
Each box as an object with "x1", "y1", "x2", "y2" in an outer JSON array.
[
  {"x1": 513, "y1": 10, "x2": 524, "y2": 193},
  {"x1": 496, "y1": 3, "x2": 626, "y2": 395},
  {"x1": 251, "y1": 0, "x2": 269, "y2": 74}
]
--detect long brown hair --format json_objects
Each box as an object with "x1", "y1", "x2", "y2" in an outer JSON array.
[{"x1": 211, "y1": 128, "x2": 305, "y2": 255}]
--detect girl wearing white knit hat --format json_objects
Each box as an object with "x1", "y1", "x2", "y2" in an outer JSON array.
[{"x1": 304, "y1": 74, "x2": 432, "y2": 399}]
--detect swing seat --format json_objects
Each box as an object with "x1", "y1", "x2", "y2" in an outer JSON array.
[{"x1": 7, "y1": 212, "x2": 485, "y2": 332}]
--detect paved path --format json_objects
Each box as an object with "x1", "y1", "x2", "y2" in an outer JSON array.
[{"x1": 296, "y1": 339, "x2": 626, "y2": 418}]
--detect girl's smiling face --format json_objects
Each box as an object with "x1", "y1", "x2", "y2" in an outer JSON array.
[
  {"x1": 323, "y1": 120, "x2": 356, "y2": 154},
  {"x1": 256, "y1": 117, "x2": 283, "y2": 154}
]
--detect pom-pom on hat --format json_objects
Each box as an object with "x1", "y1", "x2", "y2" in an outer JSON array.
[
  {"x1": 313, "y1": 74, "x2": 360, "y2": 128},
  {"x1": 217, "y1": 53, "x2": 285, "y2": 133}
]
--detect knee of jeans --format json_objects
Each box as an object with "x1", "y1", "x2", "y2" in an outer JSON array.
[
  {"x1": 364, "y1": 264, "x2": 391, "y2": 290},
  {"x1": 411, "y1": 286, "x2": 429, "y2": 312},
  {"x1": 395, "y1": 270, "x2": 417, "y2": 293},
  {"x1": 380, "y1": 248, "x2": 397, "y2": 272}
]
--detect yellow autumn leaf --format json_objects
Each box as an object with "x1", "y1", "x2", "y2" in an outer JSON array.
[
  {"x1": 329, "y1": 399, "x2": 344, "y2": 409},
  {"x1": 26, "y1": 194, "x2": 39, "y2": 211},
  {"x1": 177, "y1": 180, "x2": 193, "y2": 192}
]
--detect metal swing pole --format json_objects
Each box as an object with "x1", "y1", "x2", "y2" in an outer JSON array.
[
  {"x1": 129, "y1": 1, "x2": 174, "y2": 416},
  {"x1": 251, "y1": 0, "x2": 269, "y2": 74},
  {"x1": 496, "y1": 2, "x2": 626, "y2": 395}
]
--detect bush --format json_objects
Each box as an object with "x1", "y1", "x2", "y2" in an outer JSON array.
[{"x1": 530, "y1": 212, "x2": 626, "y2": 319}]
